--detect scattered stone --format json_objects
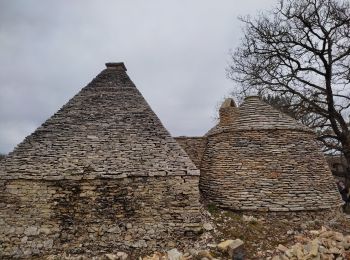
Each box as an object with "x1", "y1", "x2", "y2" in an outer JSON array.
[
  {"x1": 142, "y1": 252, "x2": 163, "y2": 260},
  {"x1": 105, "y1": 254, "x2": 118, "y2": 260},
  {"x1": 217, "y1": 240, "x2": 235, "y2": 252},
  {"x1": 126, "y1": 223, "x2": 133, "y2": 229},
  {"x1": 217, "y1": 238, "x2": 244, "y2": 258},
  {"x1": 242, "y1": 215, "x2": 258, "y2": 223},
  {"x1": 203, "y1": 223, "x2": 214, "y2": 231},
  {"x1": 272, "y1": 228, "x2": 350, "y2": 260},
  {"x1": 197, "y1": 250, "x2": 213, "y2": 259},
  {"x1": 227, "y1": 239, "x2": 245, "y2": 258},
  {"x1": 286, "y1": 230, "x2": 294, "y2": 235},
  {"x1": 167, "y1": 241, "x2": 177, "y2": 248},
  {"x1": 116, "y1": 252, "x2": 128, "y2": 260},
  {"x1": 228, "y1": 239, "x2": 244, "y2": 251},
  {"x1": 309, "y1": 230, "x2": 320, "y2": 235},
  {"x1": 167, "y1": 249, "x2": 183, "y2": 260},
  {"x1": 277, "y1": 244, "x2": 288, "y2": 252},
  {"x1": 207, "y1": 243, "x2": 216, "y2": 248},
  {"x1": 309, "y1": 239, "x2": 319, "y2": 256}
]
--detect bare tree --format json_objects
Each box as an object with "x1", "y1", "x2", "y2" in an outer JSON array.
[{"x1": 228, "y1": 0, "x2": 350, "y2": 177}]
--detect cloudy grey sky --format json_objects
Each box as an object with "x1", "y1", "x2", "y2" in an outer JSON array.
[{"x1": 0, "y1": 0, "x2": 276, "y2": 154}]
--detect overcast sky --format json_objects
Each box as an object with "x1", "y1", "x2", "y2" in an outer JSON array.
[{"x1": 0, "y1": 0, "x2": 276, "y2": 154}]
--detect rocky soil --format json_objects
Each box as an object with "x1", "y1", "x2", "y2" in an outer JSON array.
[
  {"x1": 42, "y1": 206, "x2": 350, "y2": 260},
  {"x1": 270, "y1": 226, "x2": 350, "y2": 259}
]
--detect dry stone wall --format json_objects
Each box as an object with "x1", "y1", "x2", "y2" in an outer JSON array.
[
  {"x1": 200, "y1": 129, "x2": 341, "y2": 211},
  {"x1": 178, "y1": 97, "x2": 341, "y2": 212},
  {"x1": 0, "y1": 63, "x2": 202, "y2": 258},
  {"x1": 174, "y1": 137, "x2": 207, "y2": 169},
  {"x1": 0, "y1": 176, "x2": 201, "y2": 258}
]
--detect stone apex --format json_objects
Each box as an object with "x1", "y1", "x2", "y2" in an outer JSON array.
[
  {"x1": 206, "y1": 94, "x2": 312, "y2": 136},
  {"x1": 105, "y1": 62, "x2": 127, "y2": 71},
  {"x1": 220, "y1": 98, "x2": 236, "y2": 109},
  {"x1": 1, "y1": 62, "x2": 201, "y2": 180}
]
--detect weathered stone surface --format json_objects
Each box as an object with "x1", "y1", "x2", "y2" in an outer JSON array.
[
  {"x1": 0, "y1": 63, "x2": 202, "y2": 258},
  {"x1": 272, "y1": 227, "x2": 350, "y2": 259},
  {"x1": 24, "y1": 226, "x2": 39, "y2": 236},
  {"x1": 217, "y1": 240, "x2": 235, "y2": 251},
  {"x1": 174, "y1": 137, "x2": 207, "y2": 169},
  {"x1": 227, "y1": 239, "x2": 244, "y2": 258},
  {"x1": 105, "y1": 253, "x2": 118, "y2": 260},
  {"x1": 203, "y1": 223, "x2": 214, "y2": 231},
  {"x1": 277, "y1": 244, "x2": 288, "y2": 253},
  {"x1": 167, "y1": 248, "x2": 183, "y2": 260},
  {"x1": 0, "y1": 63, "x2": 199, "y2": 180},
  {"x1": 0, "y1": 177, "x2": 202, "y2": 257},
  {"x1": 177, "y1": 96, "x2": 341, "y2": 212}
]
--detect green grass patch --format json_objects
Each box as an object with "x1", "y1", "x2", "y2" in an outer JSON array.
[{"x1": 207, "y1": 203, "x2": 219, "y2": 214}]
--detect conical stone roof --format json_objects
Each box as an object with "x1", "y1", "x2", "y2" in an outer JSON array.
[
  {"x1": 0, "y1": 62, "x2": 199, "y2": 180},
  {"x1": 206, "y1": 96, "x2": 311, "y2": 136},
  {"x1": 199, "y1": 96, "x2": 341, "y2": 212}
]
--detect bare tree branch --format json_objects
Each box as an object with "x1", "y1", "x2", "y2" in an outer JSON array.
[{"x1": 228, "y1": 0, "x2": 350, "y2": 180}]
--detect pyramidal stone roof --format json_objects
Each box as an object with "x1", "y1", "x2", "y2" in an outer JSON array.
[
  {"x1": 0, "y1": 62, "x2": 199, "y2": 180},
  {"x1": 206, "y1": 96, "x2": 312, "y2": 136}
]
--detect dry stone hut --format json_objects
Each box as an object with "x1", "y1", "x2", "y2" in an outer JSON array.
[
  {"x1": 176, "y1": 96, "x2": 341, "y2": 212},
  {"x1": 0, "y1": 62, "x2": 202, "y2": 258}
]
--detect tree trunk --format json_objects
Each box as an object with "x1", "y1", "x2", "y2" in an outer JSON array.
[{"x1": 342, "y1": 138, "x2": 350, "y2": 186}]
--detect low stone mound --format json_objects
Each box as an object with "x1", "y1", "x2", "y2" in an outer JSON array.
[{"x1": 271, "y1": 227, "x2": 350, "y2": 260}]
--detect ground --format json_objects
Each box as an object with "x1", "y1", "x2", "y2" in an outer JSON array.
[
  {"x1": 207, "y1": 204, "x2": 350, "y2": 259},
  {"x1": 43, "y1": 204, "x2": 350, "y2": 259}
]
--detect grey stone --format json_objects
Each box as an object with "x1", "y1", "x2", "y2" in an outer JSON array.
[
  {"x1": 24, "y1": 226, "x2": 38, "y2": 236},
  {"x1": 203, "y1": 223, "x2": 213, "y2": 231},
  {"x1": 167, "y1": 248, "x2": 183, "y2": 260},
  {"x1": 43, "y1": 239, "x2": 53, "y2": 249}
]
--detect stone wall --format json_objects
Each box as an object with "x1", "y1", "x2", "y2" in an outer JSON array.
[
  {"x1": 200, "y1": 129, "x2": 341, "y2": 211},
  {"x1": 0, "y1": 176, "x2": 201, "y2": 258},
  {"x1": 174, "y1": 137, "x2": 207, "y2": 169},
  {"x1": 0, "y1": 63, "x2": 203, "y2": 258}
]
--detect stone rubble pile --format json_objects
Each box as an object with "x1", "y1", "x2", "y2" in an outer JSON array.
[
  {"x1": 43, "y1": 226, "x2": 350, "y2": 260},
  {"x1": 270, "y1": 227, "x2": 350, "y2": 260},
  {"x1": 44, "y1": 238, "x2": 245, "y2": 260}
]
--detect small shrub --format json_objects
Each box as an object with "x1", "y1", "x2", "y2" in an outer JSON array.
[{"x1": 207, "y1": 203, "x2": 218, "y2": 214}]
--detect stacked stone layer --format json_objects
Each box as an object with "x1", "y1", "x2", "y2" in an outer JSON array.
[
  {"x1": 0, "y1": 63, "x2": 202, "y2": 258},
  {"x1": 200, "y1": 129, "x2": 340, "y2": 211},
  {"x1": 0, "y1": 65, "x2": 199, "y2": 180},
  {"x1": 177, "y1": 97, "x2": 341, "y2": 212},
  {"x1": 174, "y1": 137, "x2": 206, "y2": 169},
  {"x1": 206, "y1": 96, "x2": 312, "y2": 136},
  {"x1": 0, "y1": 177, "x2": 201, "y2": 258}
]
